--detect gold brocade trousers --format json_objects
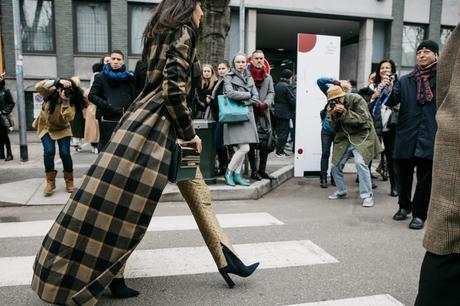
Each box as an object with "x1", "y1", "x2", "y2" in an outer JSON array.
[{"x1": 117, "y1": 168, "x2": 234, "y2": 278}]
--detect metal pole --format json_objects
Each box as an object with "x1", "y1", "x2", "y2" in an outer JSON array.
[
  {"x1": 239, "y1": 0, "x2": 245, "y2": 53},
  {"x1": 12, "y1": 0, "x2": 28, "y2": 161}
]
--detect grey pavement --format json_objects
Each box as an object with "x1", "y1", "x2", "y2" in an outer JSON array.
[
  {"x1": 0, "y1": 174, "x2": 423, "y2": 306},
  {"x1": 0, "y1": 131, "x2": 294, "y2": 206}
]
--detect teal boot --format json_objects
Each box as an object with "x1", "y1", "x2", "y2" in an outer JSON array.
[
  {"x1": 224, "y1": 170, "x2": 236, "y2": 186},
  {"x1": 233, "y1": 172, "x2": 250, "y2": 186}
]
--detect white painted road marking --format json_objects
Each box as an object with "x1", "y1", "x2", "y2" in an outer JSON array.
[
  {"x1": 287, "y1": 294, "x2": 405, "y2": 306},
  {"x1": 0, "y1": 240, "x2": 337, "y2": 287},
  {"x1": 0, "y1": 212, "x2": 283, "y2": 238}
]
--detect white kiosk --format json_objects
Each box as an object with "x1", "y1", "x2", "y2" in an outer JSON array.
[{"x1": 294, "y1": 33, "x2": 341, "y2": 176}]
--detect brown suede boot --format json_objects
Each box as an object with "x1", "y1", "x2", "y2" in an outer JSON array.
[
  {"x1": 44, "y1": 170, "x2": 57, "y2": 196},
  {"x1": 63, "y1": 171, "x2": 74, "y2": 193}
]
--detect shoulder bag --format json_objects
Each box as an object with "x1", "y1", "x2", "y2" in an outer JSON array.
[{"x1": 217, "y1": 95, "x2": 249, "y2": 123}]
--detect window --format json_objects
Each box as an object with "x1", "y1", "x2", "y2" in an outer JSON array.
[
  {"x1": 20, "y1": 0, "x2": 55, "y2": 52},
  {"x1": 402, "y1": 24, "x2": 426, "y2": 67},
  {"x1": 440, "y1": 26, "x2": 454, "y2": 50},
  {"x1": 129, "y1": 4, "x2": 155, "y2": 55},
  {"x1": 74, "y1": 1, "x2": 109, "y2": 53}
]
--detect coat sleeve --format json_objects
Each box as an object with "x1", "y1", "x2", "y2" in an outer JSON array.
[
  {"x1": 286, "y1": 85, "x2": 296, "y2": 109},
  {"x1": 223, "y1": 75, "x2": 251, "y2": 101},
  {"x1": 162, "y1": 26, "x2": 196, "y2": 141},
  {"x1": 264, "y1": 77, "x2": 275, "y2": 107},
  {"x1": 339, "y1": 97, "x2": 371, "y2": 127},
  {"x1": 2, "y1": 88, "x2": 15, "y2": 114},
  {"x1": 35, "y1": 80, "x2": 57, "y2": 99},
  {"x1": 385, "y1": 80, "x2": 400, "y2": 107},
  {"x1": 246, "y1": 78, "x2": 259, "y2": 105},
  {"x1": 88, "y1": 74, "x2": 111, "y2": 112}
]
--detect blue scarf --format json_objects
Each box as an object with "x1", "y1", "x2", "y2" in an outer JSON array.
[{"x1": 103, "y1": 64, "x2": 134, "y2": 80}]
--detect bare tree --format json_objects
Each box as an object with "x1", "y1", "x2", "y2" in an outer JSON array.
[{"x1": 198, "y1": 0, "x2": 231, "y2": 67}]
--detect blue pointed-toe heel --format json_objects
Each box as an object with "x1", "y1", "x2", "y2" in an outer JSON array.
[{"x1": 218, "y1": 244, "x2": 259, "y2": 288}]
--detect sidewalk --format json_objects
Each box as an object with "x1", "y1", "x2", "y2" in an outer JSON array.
[{"x1": 0, "y1": 134, "x2": 294, "y2": 206}]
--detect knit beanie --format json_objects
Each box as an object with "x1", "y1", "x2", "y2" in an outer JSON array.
[
  {"x1": 416, "y1": 40, "x2": 439, "y2": 55},
  {"x1": 279, "y1": 69, "x2": 293, "y2": 79}
]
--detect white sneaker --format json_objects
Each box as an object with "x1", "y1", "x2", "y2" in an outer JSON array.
[
  {"x1": 328, "y1": 191, "x2": 347, "y2": 200},
  {"x1": 362, "y1": 197, "x2": 374, "y2": 207}
]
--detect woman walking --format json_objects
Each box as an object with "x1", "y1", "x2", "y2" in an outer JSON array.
[
  {"x1": 33, "y1": 77, "x2": 85, "y2": 196},
  {"x1": 222, "y1": 54, "x2": 259, "y2": 187},
  {"x1": 31, "y1": 1, "x2": 258, "y2": 305},
  {"x1": 0, "y1": 74, "x2": 15, "y2": 161}
]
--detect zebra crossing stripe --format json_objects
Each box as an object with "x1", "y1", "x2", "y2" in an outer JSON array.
[
  {"x1": 0, "y1": 212, "x2": 284, "y2": 238},
  {"x1": 286, "y1": 294, "x2": 405, "y2": 306},
  {"x1": 0, "y1": 240, "x2": 337, "y2": 287}
]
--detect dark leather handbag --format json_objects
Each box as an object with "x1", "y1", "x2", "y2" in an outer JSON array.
[
  {"x1": 0, "y1": 113, "x2": 14, "y2": 130},
  {"x1": 168, "y1": 141, "x2": 200, "y2": 183}
]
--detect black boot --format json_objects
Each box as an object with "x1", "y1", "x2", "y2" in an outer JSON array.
[
  {"x1": 320, "y1": 172, "x2": 328, "y2": 188},
  {"x1": 109, "y1": 278, "x2": 139, "y2": 299},
  {"x1": 5, "y1": 148, "x2": 13, "y2": 161},
  {"x1": 218, "y1": 244, "x2": 259, "y2": 288}
]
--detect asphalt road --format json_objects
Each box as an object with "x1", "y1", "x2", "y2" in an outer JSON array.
[{"x1": 0, "y1": 176, "x2": 425, "y2": 306}]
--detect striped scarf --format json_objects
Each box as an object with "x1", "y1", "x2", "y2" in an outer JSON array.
[{"x1": 411, "y1": 63, "x2": 437, "y2": 105}]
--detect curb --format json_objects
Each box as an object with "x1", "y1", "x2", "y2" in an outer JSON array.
[{"x1": 0, "y1": 165, "x2": 294, "y2": 207}]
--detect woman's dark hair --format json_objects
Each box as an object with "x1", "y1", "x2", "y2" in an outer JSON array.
[
  {"x1": 47, "y1": 80, "x2": 86, "y2": 114},
  {"x1": 218, "y1": 61, "x2": 230, "y2": 69},
  {"x1": 141, "y1": 0, "x2": 199, "y2": 62},
  {"x1": 374, "y1": 59, "x2": 397, "y2": 85},
  {"x1": 99, "y1": 54, "x2": 110, "y2": 65}
]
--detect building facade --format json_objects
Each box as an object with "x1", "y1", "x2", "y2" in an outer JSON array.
[{"x1": 0, "y1": 0, "x2": 459, "y2": 128}]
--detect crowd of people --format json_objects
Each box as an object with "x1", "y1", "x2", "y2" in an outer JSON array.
[
  {"x1": 1, "y1": 0, "x2": 457, "y2": 304},
  {"x1": 313, "y1": 39, "x2": 440, "y2": 231}
]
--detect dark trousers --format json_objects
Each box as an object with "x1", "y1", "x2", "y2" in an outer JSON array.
[
  {"x1": 395, "y1": 158, "x2": 433, "y2": 220},
  {"x1": 275, "y1": 118, "x2": 290, "y2": 155},
  {"x1": 382, "y1": 130, "x2": 399, "y2": 191},
  {"x1": 320, "y1": 130, "x2": 334, "y2": 174},
  {"x1": 98, "y1": 120, "x2": 119, "y2": 151},
  {"x1": 415, "y1": 251, "x2": 460, "y2": 306},
  {"x1": 248, "y1": 146, "x2": 269, "y2": 173},
  {"x1": 41, "y1": 133, "x2": 72, "y2": 172},
  {"x1": 214, "y1": 120, "x2": 228, "y2": 171},
  {"x1": 0, "y1": 125, "x2": 12, "y2": 157}
]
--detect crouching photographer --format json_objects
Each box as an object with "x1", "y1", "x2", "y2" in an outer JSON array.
[
  {"x1": 33, "y1": 77, "x2": 86, "y2": 196},
  {"x1": 326, "y1": 85, "x2": 382, "y2": 207}
]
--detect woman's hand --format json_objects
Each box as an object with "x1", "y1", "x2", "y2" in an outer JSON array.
[
  {"x1": 206, "y1": 95, "x2": 211, "y2": 104},
  {"x1": 189, "y1": 135, "x2": 202, "y2": 153},
  {"x1": 59, "y1": 80, "x2": 72, "y2": 88}
]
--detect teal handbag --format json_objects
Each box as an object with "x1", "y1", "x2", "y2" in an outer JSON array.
[{"x1": 217, "y1": 95, "x2": 250, "y2": 123}]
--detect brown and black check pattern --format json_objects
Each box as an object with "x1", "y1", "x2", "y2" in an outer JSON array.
[{"x1": 31, "y1": 24, "x2": 201, "y2": 306}]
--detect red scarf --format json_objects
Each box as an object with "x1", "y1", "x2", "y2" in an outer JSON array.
[
  {"x1": 249, "y1": 64, "x2": 266, "y2": 88},
  {"x1": 410, "y1": 63, "x2": 436, "y2": 105}
]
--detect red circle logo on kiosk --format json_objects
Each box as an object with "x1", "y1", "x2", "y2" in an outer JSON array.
[
  {"x1": 298, "y1": 34, "x2": 317, "y2": 53},
  {"x1": 297, "y1": 148, "x2": 303, "y2": 155}
]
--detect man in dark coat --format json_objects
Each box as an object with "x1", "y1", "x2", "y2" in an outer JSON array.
[
  {"x1": 88, "y1": 50, "x2": 136, "y2": 151},
  {"x1": 387, "y1": 40, "x2": 439, "y2": 230},
  {"x1": 274, "y1": 69, "x2": 296, "y2": 157}
]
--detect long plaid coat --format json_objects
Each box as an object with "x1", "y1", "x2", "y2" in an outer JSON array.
[{"x1": 31, "y1": 24, "x2": 201, "y2": 306}]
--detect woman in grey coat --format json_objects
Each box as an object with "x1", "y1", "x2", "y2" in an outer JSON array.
[{"x1": 223, "y1": 54, "x2": 259, "y2": 186}]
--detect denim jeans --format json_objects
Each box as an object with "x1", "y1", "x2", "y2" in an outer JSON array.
[
  {"x1": 320, "y1": 129, "x2": 334, "y2": 174},
  {"x1": 331, "y1": 144, "x2": 372, "y2": 199},
  {"x1": 41, "y1": 133, "x2": 73, "y2": 172}
]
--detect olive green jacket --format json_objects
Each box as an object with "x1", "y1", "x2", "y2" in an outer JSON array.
[{"x1": 327, "y1": 93, "x2": 382, "y2": 166}]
